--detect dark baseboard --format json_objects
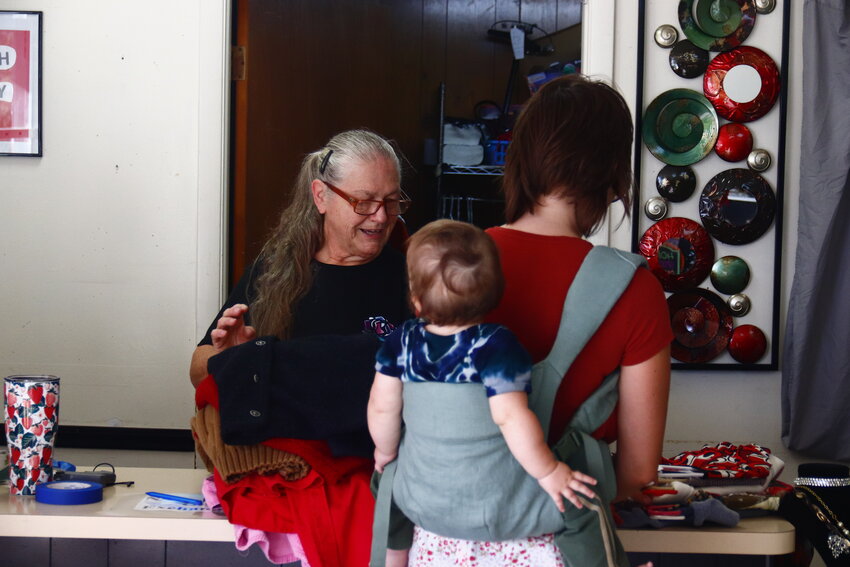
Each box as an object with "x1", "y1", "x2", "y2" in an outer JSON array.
[{"x1": 47, "y1": 426, "x2": 194, "y2": 452}]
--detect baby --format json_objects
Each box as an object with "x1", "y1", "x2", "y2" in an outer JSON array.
[{"x1": 368, "y1": 219, "x2": 598, "y2": 567}]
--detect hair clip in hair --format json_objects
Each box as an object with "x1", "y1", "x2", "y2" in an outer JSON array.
[{"x1": 319, "y1": 149, "x2": 334, "y2": 174}]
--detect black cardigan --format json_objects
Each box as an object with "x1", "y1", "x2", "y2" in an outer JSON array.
[{"x1": 209, "y1": 333, "x2": 380, "y2": 458}]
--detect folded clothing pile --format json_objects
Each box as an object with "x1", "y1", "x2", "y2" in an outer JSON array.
[
  {"x1": 615, "y1": 442, "x2": 790, "y2": 529},
  {"x1": 661, "y1": 441, "x2": 785, "y2": 495},
  {"x1": 443, "y1": 122, "x2": 485, "y2": 165}
]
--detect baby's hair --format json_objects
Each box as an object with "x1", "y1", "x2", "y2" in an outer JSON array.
[{"x1": 406, "y1": 220, "x2": 504, "y2": 326}]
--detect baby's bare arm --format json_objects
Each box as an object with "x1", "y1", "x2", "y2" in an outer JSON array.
[
  {"x1": 490, "y1": 392, "x2": 597, "y2": 511},
  {"x1": 368, "y1": 372, "x2": 404, "y2": 472}
]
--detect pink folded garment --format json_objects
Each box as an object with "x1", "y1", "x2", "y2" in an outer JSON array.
[{"x1": 202, "y1": 475, "x2": 311, "y2": 566}]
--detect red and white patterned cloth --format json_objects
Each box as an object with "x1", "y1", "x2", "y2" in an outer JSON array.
[
  {"x1": 663, "y1": 442, "x2": 773, "y2": 479},
  {"x1": 409, "y1": 526, "x2": 565, "y2": 567}
]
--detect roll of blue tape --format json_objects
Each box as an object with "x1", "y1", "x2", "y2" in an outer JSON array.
[{"x1": 35, "y1": 481, "x2": 103, "y2": 505}]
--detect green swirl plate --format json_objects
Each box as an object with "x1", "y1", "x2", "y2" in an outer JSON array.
[{"x1": 642, "y1": 88, "x2": 719, "y2": 166}]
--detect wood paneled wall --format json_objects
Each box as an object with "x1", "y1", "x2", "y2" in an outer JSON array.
[{"x1": 231, "y1": 0, "x2": 581, "y2": 283}]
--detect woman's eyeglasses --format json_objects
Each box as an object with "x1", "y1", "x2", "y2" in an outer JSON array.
[{"x1": 325, "y1": 182, "x2": 411, "y2": 216}]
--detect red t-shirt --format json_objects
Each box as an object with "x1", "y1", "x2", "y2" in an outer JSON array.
[{"x1": 485, "y1": 227, "x2": 673, "y2": 444}]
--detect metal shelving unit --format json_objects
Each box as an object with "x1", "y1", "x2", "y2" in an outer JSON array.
[
  {"x1": 440, "y1": 164, "x2": 504, "y2": 176},
  {"x1": 435, "y1": 83, "x2": 505, "y2": 227}
]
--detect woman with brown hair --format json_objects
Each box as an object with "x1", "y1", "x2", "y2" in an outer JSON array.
[
  {"x1": 487, "y1": 74, "x2": 672, "y2": 504},
  {"x1": 387, "y1": 75, "x2": 671, "y2": 565}
]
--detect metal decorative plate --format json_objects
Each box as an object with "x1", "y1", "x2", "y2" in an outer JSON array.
[
  {"x1": 704, "y1": 46, "x2": 781, "y2": 122},
  {"x1": 728, "y1": 293, "x2": 752, "y2": 316},
  {"x1": 699, "y1": 168, "x2": 776, "y2": 245},
  {"x1": 678, "y1": 0, "x2": 757, "y2": 52},
  {"x1": 715, "y1": 123, "x2": 753, "y2": 162},
  {"x1": 668, "y1": 288, "x2": 734, "y2": 363},
  {"x1": 645, "y1": 196, "x2": 669, "y2": 221},
  {"x1": 669, "y1": 40, "x2": 710, "y2": 78},
  {"x1": 656, "y1": 165, "x2": 697, "y2": 202},
  {"x1": 642, "y1": 89, "x2": 719, "y2": 166},
  {"x1": 754, "y1": 0, "x2": 776, "y2": 15},
  {"x1": 655, "y1": 24, "x2": 679, "y2": 47},
  {"x1": 747, "y1": 148, "x2": 772, "y2": 172},
  {"x1": 639, "y1": 217, "x2": 715, "y2": 292}
]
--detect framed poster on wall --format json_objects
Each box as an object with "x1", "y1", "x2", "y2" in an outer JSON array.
[
  {"x1": 0, "y1": 11, "x2": 42, "y2": 157},
  {"x1": 632, "y1": 0, "x2": 790, "y2": 370}
]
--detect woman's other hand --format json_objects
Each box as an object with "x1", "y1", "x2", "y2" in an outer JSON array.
[
  {"x1": 537, "y1": 462, "x2": 598, "y2": 512},
  {"x1": 210, "y1": 304, "x2": 257, "y2": 352},
  {"x1": 190, "y1": 305, "x2": 257, "y2": 387}
]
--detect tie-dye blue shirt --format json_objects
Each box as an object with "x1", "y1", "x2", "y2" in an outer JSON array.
[{"x1": 375, "y1": 319, "x2": 532, "y2": 397}]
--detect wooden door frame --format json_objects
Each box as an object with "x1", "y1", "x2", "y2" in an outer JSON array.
[{"x1": 230, "y1": 0, "x2": 249, "y2": 286}]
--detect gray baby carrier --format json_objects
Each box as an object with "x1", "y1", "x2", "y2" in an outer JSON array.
[{"x1": 371, "y1": 246, "x2": 646, "y2": 567}]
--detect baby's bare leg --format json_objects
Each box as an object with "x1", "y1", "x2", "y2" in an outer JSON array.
[{"x1": 386, "y1": 547, "x2": 409, "y2": 567}]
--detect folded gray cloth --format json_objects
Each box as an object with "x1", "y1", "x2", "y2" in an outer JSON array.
[
  {"x1": 443, "y1": 143, "x2": 484, "y2": 165},
  {"x1": 443, "y1": 123, "x2": 483, "y2": 145},
  {"x1": 689, "y1": 498, "x2": 741, "y2": 527},
  {"x1": 614, "y1": 498, "x2": 740, "y2": 529}
]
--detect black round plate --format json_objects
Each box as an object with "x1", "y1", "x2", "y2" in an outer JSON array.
[
  {"x1": 699, "y1": 168, "x2": 776, "y2": 245},
  {"x1": 669, "y1": 40, "x2": 710, "y2": 78},
  {"x1": 656, "y1": 165, "x2": 697, "y2": 202}
]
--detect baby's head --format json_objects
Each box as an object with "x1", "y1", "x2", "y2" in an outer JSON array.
[{"x1": 406, "y1": 220, "x2": 504, "y2": 326}]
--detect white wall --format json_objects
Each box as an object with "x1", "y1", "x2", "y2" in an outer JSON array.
[
  {"x1": 0, "y1": 1, "x2": 229, "y2": 429},
  {"x1": 585, "y1": 1, "x2": 817, "y2": 475}
]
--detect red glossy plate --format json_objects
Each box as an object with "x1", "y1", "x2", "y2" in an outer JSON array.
[
  {"x1": 715, "y1": 123, "x2": 753, "y2": 162},
  {"x1": 639, "y1": 217, "x2": 715, "y2": 292},
  {"x1": 704, "y1": 46, "x2": 780, "y2": 123},
  {"x1": 728, "y1": 324, "x2": 768, "y2": 364},
  {"x1": 668, "y1": 288, "x2": 734, "y2": 363}
]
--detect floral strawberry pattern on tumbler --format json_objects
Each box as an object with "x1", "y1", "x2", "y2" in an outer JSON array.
[{"x1": 4, "y1": 375, "x2": 60, "y2": 495}]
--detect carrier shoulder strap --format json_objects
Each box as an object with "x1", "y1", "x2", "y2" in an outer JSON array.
[
  {"x1": 529, "y1": 246, "x2": 646, "y2": 440},
  {"x1": 371, "y1": 460, "x2": 398, "y2": 567}
]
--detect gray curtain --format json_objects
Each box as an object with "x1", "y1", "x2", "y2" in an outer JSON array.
[{"x1": 781, "y1": 0, "x2": 850, "y2": 460}]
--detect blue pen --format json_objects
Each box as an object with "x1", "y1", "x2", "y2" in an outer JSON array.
[{"x1": 145, "y1": 491, "x2": 204, "y2": 506}]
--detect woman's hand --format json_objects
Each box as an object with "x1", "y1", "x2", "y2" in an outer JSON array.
[
  {"x1": 210, "y1": 304, "x2": 257, "y2": 352},
  {"x1": 537, "y1": 462, "x2": 598, "y2": 512}
]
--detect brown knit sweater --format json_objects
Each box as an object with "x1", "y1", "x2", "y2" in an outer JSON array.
[{"x1": 191, "y1": 405, "x2": 310, "y2": 483}]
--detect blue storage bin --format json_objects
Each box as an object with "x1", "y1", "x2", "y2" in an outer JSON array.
[{"x1": 485, "y1": 140, "x2": 509, "y2": 165}]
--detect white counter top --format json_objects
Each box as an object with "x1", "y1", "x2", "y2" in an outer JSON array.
[
  {"x1": 1, "y1": 467, "x2": 796, "y2": 555},
  {"x1": 618, "y1": 514, "x2": 796, "y2": 555},
  {"x1": 1, "y1": 467, "x2": 233, "y2": 541}
]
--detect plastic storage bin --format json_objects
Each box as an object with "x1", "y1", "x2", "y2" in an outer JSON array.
[{"x1": 485, "y1": 140, "x2": 509, "y2": 165}]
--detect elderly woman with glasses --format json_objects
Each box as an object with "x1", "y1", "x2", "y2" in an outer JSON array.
[{"x1": 190, "y1": 129, "x2": 412, "y2": 567}]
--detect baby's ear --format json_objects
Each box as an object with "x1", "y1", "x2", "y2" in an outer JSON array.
[{"x1": 410, "y1": 296, "x2": 422, "y2": 317}]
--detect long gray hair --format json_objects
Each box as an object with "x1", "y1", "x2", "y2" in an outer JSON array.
[{"x1": 250, "y1": 129, "x2": 401, "y2": 339}]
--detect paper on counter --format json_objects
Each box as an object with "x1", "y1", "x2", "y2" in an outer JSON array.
[{"x1": 134, "y1": 493, "x2": 207, "y2": 512}]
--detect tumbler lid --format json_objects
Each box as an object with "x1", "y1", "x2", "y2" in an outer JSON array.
[{"x1": 4, "y1": 375, "x2": 60, "y2": 384}]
